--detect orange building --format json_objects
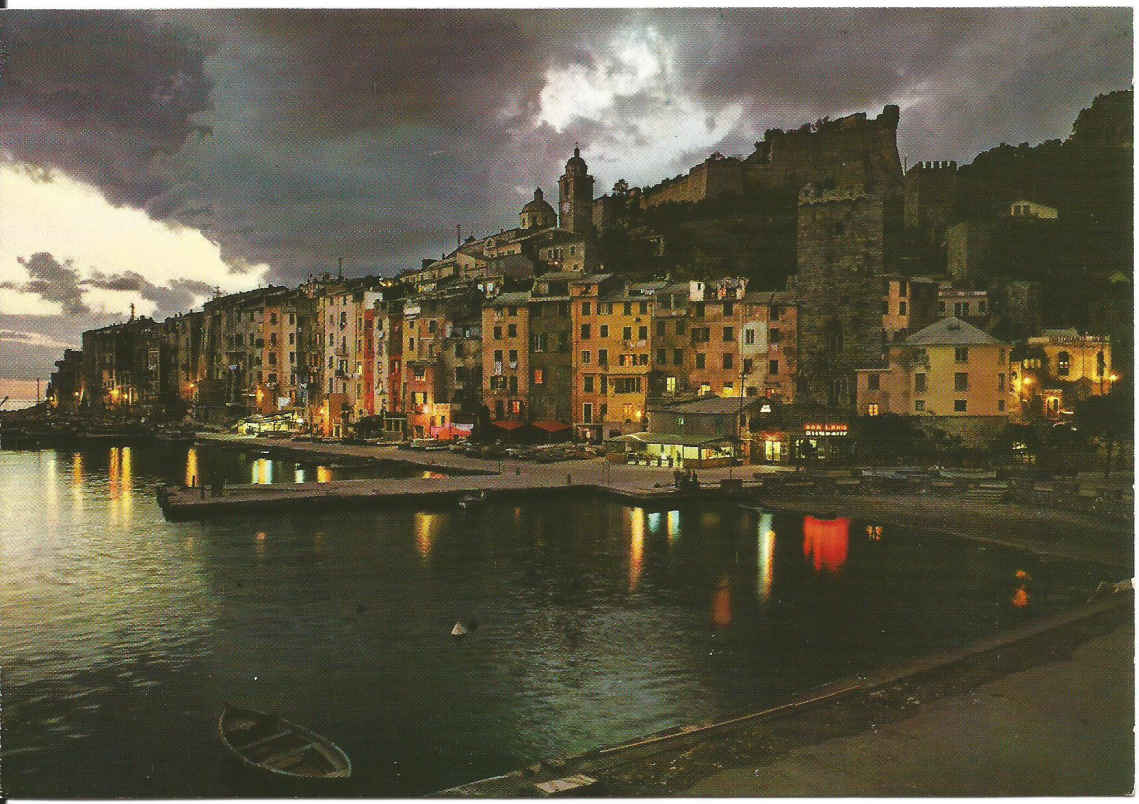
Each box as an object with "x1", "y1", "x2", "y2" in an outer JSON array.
[
  {"x1": 482, "y1": 290, "x2": 532, "y2": 421},
  {"x1": 570, "y1": 274, "x2": 656, "y2": 441}
]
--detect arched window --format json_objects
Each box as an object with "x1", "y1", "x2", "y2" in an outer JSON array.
[{"x1": 1057, "y1": 351, "x2": 1070, "y2": 376}]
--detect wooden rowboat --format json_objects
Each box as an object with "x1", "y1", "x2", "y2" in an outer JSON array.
[{"x1": 218, "y1": 704, "x2": 352, "y2": 779}]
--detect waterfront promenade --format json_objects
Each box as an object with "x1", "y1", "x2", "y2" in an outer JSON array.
[{"x1": 166, "y1": 435, "x2": 1133, "y2": 570}]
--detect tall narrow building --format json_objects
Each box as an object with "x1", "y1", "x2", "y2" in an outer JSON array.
[{"x1": 558, "y1": 147, "x2": 595, "y2": 235}]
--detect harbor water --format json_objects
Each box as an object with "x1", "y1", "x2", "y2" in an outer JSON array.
[{"x1": 0, "y1": 443, "x2": 1104, "y2": 796}]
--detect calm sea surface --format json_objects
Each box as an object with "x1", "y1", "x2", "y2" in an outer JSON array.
[{"x1": 0, "y1": 443, "x2": 1104, "y2": 796}]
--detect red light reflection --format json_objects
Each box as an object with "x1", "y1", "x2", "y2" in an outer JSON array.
[{"x1": 802, "y1": 516, "x2": 850, "y2": 573}]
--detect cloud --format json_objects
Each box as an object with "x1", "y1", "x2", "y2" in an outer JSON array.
[
  {"x1": 0, "y1": 328, "x2": 78, "y2": 352},
  {"x1": 13, "y1": 252, "x2": 88, "y2": 314}
]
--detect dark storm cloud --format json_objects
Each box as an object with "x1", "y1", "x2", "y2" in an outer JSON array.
[
  {"x1": 1, "y1": 8, "x2": 1132, "y2": 295},
  {"x1": 0, "y1": 11, "x2": 213, "y2": 209},
  {"x1": 5, "y1": 252, "x2": 89, "y2": 315}
]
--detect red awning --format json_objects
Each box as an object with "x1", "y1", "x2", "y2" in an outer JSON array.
[
  {"x1": 491, "y1": 419, "x2": 527, "y2": 431},
  {"x1": 531, "y1": 420, "x2": 571, "y2": 432}
]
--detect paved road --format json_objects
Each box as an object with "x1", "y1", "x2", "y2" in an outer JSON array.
[{"x1": 684, "y1": 618, "x2": 1134, "y2": 797}]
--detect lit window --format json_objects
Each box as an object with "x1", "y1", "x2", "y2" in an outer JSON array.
[
  {"x1": 533, "y1": 369, "x2": 544, "y2": 385},
  {"x1": 867, "y1": 373, "x2": 880, "y2": 391},
  {"x1": 915, "y1": 399, "x2": 925, "y2": 411},
  {"x1": 867, "y1": 403, "x2": 880, "y2": 416}
]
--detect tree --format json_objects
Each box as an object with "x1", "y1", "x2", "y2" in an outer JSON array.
[{"x1": 1075, "y1": 383, "x2": 1133, "y2": 477}]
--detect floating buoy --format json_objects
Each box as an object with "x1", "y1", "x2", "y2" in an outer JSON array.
[{"x1": 451, "y1": 617, "x2": 479, "y2": 638}]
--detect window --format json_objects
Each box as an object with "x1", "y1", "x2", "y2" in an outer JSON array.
[
  {"x1": 270, "y1": 333, "x2": 278, "y2": 346},
  {"x1": 656, "y1": 321, "x2": 665, "y2": 337},
  {"x1": 693, "y1": 302, "x2": 704, "y2": 318},
  {"x1": 999, "y1": 349, "x2": 1006, "y2": 363},
  {"x1": 723, "y1": 301, "x2": 734, "y2": 317},
  {"x1": 723, "y1": 353, "x2": 733, "y2": 370},
  {"x1": 938, "y1": 301, "x2": 946, "y2": 313},
  {"x1": 580, "y1": 324, "x2": 591, "y2": 340},
  {"x1": 581, "y1": 350, "x2": 591, "y2": 365},
  {"x1": 674, "y1": 349, "x2": 684, "y2": 366},
  {"x1": 915, "y1": 399, "x2": 925, "y2": 412},
  {"x1": 639, "y1": 301, "x2": 648, "y2": 314},
  {"x1": 954, "y1": 372, "x2": 969, "y2": 391},
  {"x1": 676, "y1": 320, "x2": 686, "y2": 335},
  {"x1": 1057, "y1": 351, "x2": 1070, "y2": 376},
  {"x1": 881, "y1": 299, "x2": 889, "y2": 315},
  {"x1": 695, "y1": 353, "x2": 706, "y2": 369},
  {"x1": 599, "y1": 324, "x2": 609, "y2": 338},
  {"x1": 998, "y1": 373, "x2": 1005, "y2": 391},
  {"x1": 867, "y1": 403, "x2": 880, "y2": 416},
  {"x1": 618, "y1": 354, "x2": 626, "y2": 366},
  {"x1": 289, "y1": 352, "x2": 295, "y2": 364},
  {"x1": 745, "y1": 328, "x2": 756, "y2": 345},
  {"x1": 638, "y1": 326, "x2": 647, "y2": 340},
  {"x1": 583, "y1": 375, "x2": 594, "y2": 392},
  {"x1": 581, "y1": 302, "x2": 591, "y2": 316},
  {"x1": 978, "y1": 301, "x2": 987, "y2": 314},
  {"x1": 899, "y1": 301, "x2": 907, "y2": 316},
  {"x1": 414, "y1": 366, "x2": 426, "y2": 380},
  {"x1": 621, "y1": 326, "x2": 632, "y2": 341},
  {"x1": 744, "y1": 358, "x2": 753, "y2": 374},
  {"x1": 955, "y1": 347, "x2": 969, "y2": 362},
  {"x1": 723, "y1": 326, "x2": 734, "y2": 342},
  {"x1": 656, "y1": 348, "x2": 666, "y2": 364},
  {"x1": 510, "y1": 400, "x2": 522, "y2": 415},
  {"x1": 598, "y1": 349, "x2": 608, "y2": 366},
  {"x1": 582, "y1": 403, "x2": 593, "y2": 423},
  {"x1": 623, "y1": 302, "x2": 632, "y2": 315},
  {"x1": 532, "y1": 334, "x2": 546, "y2": 352},
  {"x1": 867, "y1": 373, "x2": 880, "y2": 390},
  {"x1": 428, "y1": 319, "x2": 437, "y2": 333},
  {"x1": 533, "y1": 368, "x2": 544, "y2": 385},
  {"x1": 915, "y1": 372, "x2": 928, "y2": 393},
  {"x1": 613, "y1": 377, "x2": 642, "y2": 394},
  {"x1": 506, "y1": 324, "x2": 516, "y2": 337},
  {"x1": 408, "y1": 337, "x2": 415, "y2": 350},
  {"x1": 508, "y1": 306, "x2": 517, "y2": 317},
  {"x1": 769, "y1": 360, "x2": 780, "y2": 376},
  {"x1": 954, "y1": 399, "x2": 967, "y2": 412},
  {"x1": 998, "y1": 399, "x2": 1006, "y2": 411}
]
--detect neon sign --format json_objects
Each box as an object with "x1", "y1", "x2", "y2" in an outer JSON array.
[{"x1": 804, "y1": 423, "x2": 848, "y2": 437}]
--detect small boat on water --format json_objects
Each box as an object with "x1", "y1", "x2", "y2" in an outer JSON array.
[
  {"x1": 218, "y1": 703, "x2": 351, "y2": 779},
  {"x1": 457, "y1": 490, "x2": 487, "y2": 510}
]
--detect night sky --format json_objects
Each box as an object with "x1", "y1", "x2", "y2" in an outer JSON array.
[{"x1": 0, "y1": 8, "x2": 1131, "y2": 385}]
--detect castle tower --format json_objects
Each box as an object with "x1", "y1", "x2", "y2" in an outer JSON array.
[
  {"x1": 558, "y1": 147, "x2": 595, "y2": 235},
  {"x1": 794, "y1": 184, "x2": 894, "y2": 409}
]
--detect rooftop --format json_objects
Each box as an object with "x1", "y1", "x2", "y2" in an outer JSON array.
[
  {"x1": 904, "y1": 316, "x2": 1006, "y2": 347},
  {"x1": 650, "y1": 395, "x2": 759, "y2": 416}
]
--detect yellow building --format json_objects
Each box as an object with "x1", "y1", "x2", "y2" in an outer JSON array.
[
  {"x1": 856, "y1": 317, "x2": 1013, "y2": 442},
  {"x1": 570, "y1": 274, "x2": 654, "y2": 441},
  {"x1": 1013, "y1": 329, "x2": 1114, "y2": 420}
]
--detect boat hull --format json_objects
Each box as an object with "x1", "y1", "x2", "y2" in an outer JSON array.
[{"x1": 218, "y1": 704, "x2": 351, "y2": 779}]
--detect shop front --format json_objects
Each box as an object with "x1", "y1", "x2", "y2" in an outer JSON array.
[{"x1": 609, "y1": 432, "x2": 735, "y2": 468}]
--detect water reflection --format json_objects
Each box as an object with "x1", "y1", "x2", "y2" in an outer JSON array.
[
  {"x1": 317, "y1": 466, "x2": 333, "y2": 483},
  {"x1": 628, "y1": 507, "x2": 645, "y2": 592},
  {"x1": 415, "y1": 512, "x2": 441, "y2": 560},
  {"x1": 666, "y1": 509, "x2": 681, "y2": 545},
  {"x1": 802, "y1": 515, "x2": 850, "y2": 573},
  {"x1": 712, "y1": 574, "x2": 733, "y2": 627},
  {"x1": 255, "y1": 530, "x2": 268, "y2": 558},
  {"x1": 756, "y1": 512, "x2": 776, "y2": 603},
  {"x1": 71, "y1": 452, "x2": 84, "y2": 510},
  {"x1": 184, "y1": 447, "x2": 199, "y2": 489}
]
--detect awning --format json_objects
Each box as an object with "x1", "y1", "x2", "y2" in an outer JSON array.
[
  {"x1": 531, "y1": 420, "x2": 571, "y2": 432},
  {"x1": 491, "y1": 419, "x2": 527, "y2": 431},
  {"x1": 609, "y1": 432, "x2": 731, "y2": 447}
]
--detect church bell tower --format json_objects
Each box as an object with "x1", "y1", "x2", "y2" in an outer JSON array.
[{"x1": 557, "y1": 146, "x2": 595, "y2": 235}]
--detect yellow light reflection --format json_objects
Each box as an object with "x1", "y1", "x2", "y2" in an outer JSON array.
[
  {"x1": 757, "y1": 513, "x2": 776, "y2": 603},
  {"x1": 421, "y1": 471, "x2": 445, "y2": 479},
  {"x1": 108, "y1": 447, "x2": 120, "y2": 500},
  {"x1": 415, "y1": 512, "x2": 439, "y2": 560},
  {"x1": 71, "y1": 451, "x2": 84, "y2": 510},
  {"x1": 666, "y1": 510, "x2": 680, "y2": 544},
  {"x1": 255, "y1": 530, "x2": 268, "y2": 558},
  {"x1": 317, "y1": 466, "x2": 333, "y2": 483},
  {"x1": 120, "y1": 447, "x2": 133, "y2": 521},
  {"x1": 712, "y1": 574, "x2": 733, "y2": 627},
  {"x1": 628, "y1": 507, "x2": 645, "y2": 591},
  {"x1": 1012, "y1": 587, "x2": 1030, "y2": 608},
  {"x1": 185, "y1": 447, "x2": 199, "y2": 488}
]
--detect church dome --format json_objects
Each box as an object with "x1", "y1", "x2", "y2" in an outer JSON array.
[
  {"x1": 564, "y1": 146, "x2": 588, "y2": 176},
  {"x1": 520, "y1": 187, "x2": 556, "y2": 229}
]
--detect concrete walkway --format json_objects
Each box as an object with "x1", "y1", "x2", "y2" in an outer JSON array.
[{"x1": 684, "y1": 618, "x2": 1134, "y2": 797}]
